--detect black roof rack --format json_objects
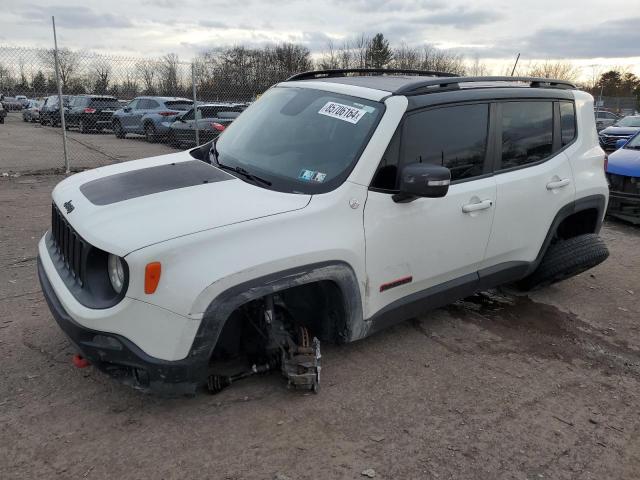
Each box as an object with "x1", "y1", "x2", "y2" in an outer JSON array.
[
  {"x1": 286, "y1": 68, "x2": 457, "y2": 81},
  {"x1": 394, "y1": 76, "x2": 577, "y2": 95}
]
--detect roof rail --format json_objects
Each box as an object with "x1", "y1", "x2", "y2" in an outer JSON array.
[
  {"x1": 286, "y1": 68, "x2": 457, "y2": 81},
  {"x1": 395, "y1": 76, "x2": 577, "y2": 95}
]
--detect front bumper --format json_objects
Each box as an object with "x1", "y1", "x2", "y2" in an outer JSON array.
[
  {"x1": 38, "y1": 256, "x2": 209, "y2": 395},
  {"x1": 607, "y1": 191, "x2": 640, "y2": 224}
]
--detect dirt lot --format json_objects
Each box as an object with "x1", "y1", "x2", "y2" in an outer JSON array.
[
  {"x1": 1, "y1": 172, "x2": 640, "y2": 479},
  {"x1": 0, "y1": 112, "x2": 173, "y2": 173}
]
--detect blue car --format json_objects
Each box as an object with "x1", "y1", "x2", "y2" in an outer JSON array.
[
  {"x1": 111, "y1": 96, "x2": 193, "y2": 142},
  {"x1": 606, "y1": 131, "x2": 640, "y2": 224},
  {"x1": 599, "y1": 115, "x2": 640, "y2": 151}
]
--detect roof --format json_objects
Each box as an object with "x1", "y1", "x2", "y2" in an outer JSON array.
[{"x1": 285, "y1": 69, "x2": 577, "y2": 96}]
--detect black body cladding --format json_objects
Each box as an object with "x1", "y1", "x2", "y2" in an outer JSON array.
[{"x1": 80, "y1": 160, "x2": 232, "y2": 206}]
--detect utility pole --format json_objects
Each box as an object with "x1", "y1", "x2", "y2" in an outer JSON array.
[
  {"x1": 510, "y1": 53, "x2": 520, "y2": 77},
  {"x1": 52, "y1": 16, "x2": 69, "y2": 174}
]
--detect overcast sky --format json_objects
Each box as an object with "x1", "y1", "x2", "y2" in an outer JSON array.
[{"x1": 3, "y1": 0, "x2": 640, "y2": 77}]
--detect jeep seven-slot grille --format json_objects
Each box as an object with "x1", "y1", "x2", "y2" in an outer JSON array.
[
  {"x1": 607, "y1": 173, "x2": 640, "y2": 195},
  {"x1": 51, "y1": 203, "x2": 87, "y2": 285}
]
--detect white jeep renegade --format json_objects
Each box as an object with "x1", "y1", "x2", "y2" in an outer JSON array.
[{"x1": 38, "y1": 70, "x2": 609, "y2": 395}]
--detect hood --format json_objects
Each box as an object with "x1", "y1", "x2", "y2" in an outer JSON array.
[
  {"x1": 607, "y1": 147, "x2": 640, "y2": 178},
  {"x1": 52, "y1": 151, "x2": 311, "y2": 256},
  {"x1": 600, "y1": 126, "x2": 640, "y2": 136}
]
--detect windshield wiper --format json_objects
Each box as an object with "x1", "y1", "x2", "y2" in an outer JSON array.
[{"x1": 209, "y1": 141, "x2": 272, "y2": 186}]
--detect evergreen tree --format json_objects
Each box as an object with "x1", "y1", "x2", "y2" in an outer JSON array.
[{"x1": 366, "y1": 33, "x2": 393, "y2": 68}]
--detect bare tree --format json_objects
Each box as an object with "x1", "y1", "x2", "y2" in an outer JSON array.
[
  {"x1": 158, "y1": 53, "x2": 181, "y2": 95},
  {"x1": 524, "y1": 61, "x2": 580, "y2": 82},
  {"x1": 38, "y1": 48, "x2": 79, "y2": 89},
  {"x1": 421, "y1": 45, "x2": 466, "y2": 75},
  {"x1": 93, "y1": 60, "x2": 111, "y2": 94},
  {"x1": 136, "y1": 60, "x2": 157, "y2": 95},
  {"x1": 390, "y1": 43, "x2": 422, "y2": 69},
  {"x1": 467, "y1": 55, "x2": 491, "y2": 76}
]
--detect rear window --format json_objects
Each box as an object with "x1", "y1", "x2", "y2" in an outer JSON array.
[
  {"x1": 165, "y1": 101, "x2": 193, "y2": 111},
  {"x1": 199, "y1": 106, "x2": 243, "y2": 118},
  {"x1": 90, "y1": 98, "x2": 120, "y2": 108}
]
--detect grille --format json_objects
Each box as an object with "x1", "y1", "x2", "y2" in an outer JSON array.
[
  {"x1": 607, "y1": 173, "x2": 640, "y2": 195},
  {"x1": 51, "y1": 203, "x2": 87, "y2": 285},
  {"x1": 600, "y1": 134, "x2": 631, "y2": 149}
]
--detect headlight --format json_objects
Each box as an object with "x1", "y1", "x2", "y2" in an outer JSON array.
[{"x1": 108, "y1": 254, "x2": 125, "y2": 293}]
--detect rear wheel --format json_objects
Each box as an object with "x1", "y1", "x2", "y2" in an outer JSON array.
[
  {"x1": 518, "y1": 234, "x2": 609, "y2": 291},
  {"x1": 113, "y1": 119, "x2": 125, "y2": 138},
  {"x1": 144, "y1": 123, "x2": 157, "y2": 143},
  {"x1": 79, "y1": 118, "x2": 88, "y2": 134}
]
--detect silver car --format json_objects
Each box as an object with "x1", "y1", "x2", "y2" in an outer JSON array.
[
  {"x1": 595, "y1": 110, "x2": 620, "y2": 131},
  {"x1": 22, "y1": 100, "x2": 43, "y2": 123}
]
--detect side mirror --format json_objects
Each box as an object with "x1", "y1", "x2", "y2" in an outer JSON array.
[
  {"x1": 393, "y1": 163, "x2": 451, "y2": 203},
  {"x1": 615, "y1": 139, "x2": 628, "y2": 149},
  {"x1": 123, "y1": 106, "x2": 131, "y2": 112}
]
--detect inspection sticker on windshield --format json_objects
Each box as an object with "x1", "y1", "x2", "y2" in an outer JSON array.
[
  {"x1": 318, "y1": 102, "x2": 367, "y2": 124},
  {"x1": 299, "y1": 169, "x2": 327, "y2": 183}
]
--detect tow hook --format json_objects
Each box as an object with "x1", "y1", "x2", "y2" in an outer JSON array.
[{"x1": 72, "y1": 354, "x2": 90, "y2": 368}]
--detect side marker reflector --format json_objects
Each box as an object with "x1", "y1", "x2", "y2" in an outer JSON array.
[
  {"x1": 380, "y1": 275, "x2": 413, "y2": 292},
  {"x1": 145, "y1": 262, "x2": 162, "y2": 294}
]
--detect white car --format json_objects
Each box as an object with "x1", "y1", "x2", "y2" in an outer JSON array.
[{"x1": 38, "y1": 70, "x2": 610, "y2": 395}]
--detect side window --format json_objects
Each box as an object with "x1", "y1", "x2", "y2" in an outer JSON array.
[
  {"x1": 127, "y1": 99, "x2": 139, "y2": 110},
  {"x1": 403, "y1": 103, "x2": 489, "y2": 181},
  {"x1": 500, "y1": 101, "x2": 553, "y2": 170},
  {"x1": 137, "y1": 99, "x2": 150, "y2": 109},
  {"x1": 559, "y1": 101, "x2": 576, "y2": 146},
  {"x1": 146, "y1": 100, "x2": 160, "y2": 109}
]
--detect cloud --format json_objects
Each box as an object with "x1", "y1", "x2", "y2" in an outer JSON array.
[
  {"x1": 408, "y1": 8, "x2": 502, "y2": 28},
  {"x1": 16, "y1": 5, "x2": 132, "y2": 29},
  {"x1": 335, "y1": 0, "x2": 446, "y2": 11},
  {"x1": 520, "y1": 17, "x2": 640, "y2": 58}
]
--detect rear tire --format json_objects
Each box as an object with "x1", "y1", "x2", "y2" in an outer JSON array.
[
  {"x1": 518, "y1": 234, "x2": 609, "y2": 291},
  {"x1": 144, "y1": 123, "x2": 157, "y2": 143},
  {"x1": 79, "y1": 118, "x2": 88, "y2": 134},
  {"x1": 168, "y1": 131, "x2": 180, "y2": 148},
  {"x1": 113, "y1": 120, "x2": 125, "y2": 139}
]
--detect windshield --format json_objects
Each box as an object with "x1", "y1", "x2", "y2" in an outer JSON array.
[
  {"x1": 214, "y1": 87, "x2": 384, "y2": 193},
  {"x1": 615, "y1": 116, "x2": 640, "y2": 128},
  {"x1": 624, "y1": 133, "x2": 640, "y2": 149}
]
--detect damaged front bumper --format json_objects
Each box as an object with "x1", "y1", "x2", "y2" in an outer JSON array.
[{"x1": 37, "y1": 257, "x2": 209, "y2": 396}]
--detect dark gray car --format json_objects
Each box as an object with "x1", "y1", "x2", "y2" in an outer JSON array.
[{"x1": 167, "y1": 104, "x2": 244, "y2": 148}]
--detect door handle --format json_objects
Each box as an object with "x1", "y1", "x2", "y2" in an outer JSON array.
[
  {"x1": 462, "y1": 199, "x2": 493, "y2": 213},
  {"x1": 546, "y1": 178, "x2": 571, "y2": 190}
]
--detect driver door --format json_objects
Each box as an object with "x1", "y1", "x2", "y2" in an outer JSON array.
[{"x1": 364, "y1": 103, "x2": 497, "y2": 319}]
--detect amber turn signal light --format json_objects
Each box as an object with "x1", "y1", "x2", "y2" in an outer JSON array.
[{"x1": 144, "y1": 262, "x2": 162, "y2": 294}]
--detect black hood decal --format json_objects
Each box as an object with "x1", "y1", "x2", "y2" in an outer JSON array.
[{"x1": 80, "y1": 160, "x2": 233, "y2": 206}]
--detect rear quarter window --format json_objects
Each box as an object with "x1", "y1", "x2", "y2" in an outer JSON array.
[{"x1": 500, "y1": 101, "x2": 553, "y2": 170}]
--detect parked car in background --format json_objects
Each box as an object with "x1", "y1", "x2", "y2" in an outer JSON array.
[
  {"x1": 40, "y1": 95, "x2": 72, "y2": 127},
  {"x1": 111, "y1": 96, "x2": 193, "y2": 142},
  {"x1": 1, "y1": 97, "x2": 23, "y2": 111},
  {"x1": 595, "y1": 109, "x2": 620, "y2": 131},
  {"x1": 599, "y1": 115, "x2": 640, "y2": 151},
  {"x1": 606, "y1": 131, "x2": 640, "y2": 224},
  {"x1": 66, "y1": 95, "x2": 121, "y2": 133},
  {"x1": 0, "y1": 102, "x2": 6, "y2": 124},
  {"x1": 22, "y1": 100, "x2": 43, "y2": 123},
  {"x1": 15, "y1": 95, "x2": 30, "y2": 108},
  {"x1": 167, "y1": 103, "x2": 244, "y2": 147}
]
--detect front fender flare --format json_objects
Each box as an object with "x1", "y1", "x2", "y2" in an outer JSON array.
[{"x1": 186, "y1": 261, "x2": 364, "y2": 362}]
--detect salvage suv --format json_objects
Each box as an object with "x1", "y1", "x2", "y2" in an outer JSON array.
[{"x1": 38, "y1": 70, "x2": 610, "y2": 396}]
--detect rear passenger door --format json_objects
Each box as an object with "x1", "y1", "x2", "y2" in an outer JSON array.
[
  {"x1": 483, "y1": 100, "x2": 576, "y2": 268},
  {"x1": 364, "y1": 103, "x2": 497, "y2": 318}
]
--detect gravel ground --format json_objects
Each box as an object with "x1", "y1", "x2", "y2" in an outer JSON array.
[
  {"x1": 0, "y1": 112, "x2": 174, "y2": 174},
  {"x1": 1, "y1": 173, "x2": 639, "y2": 480}
]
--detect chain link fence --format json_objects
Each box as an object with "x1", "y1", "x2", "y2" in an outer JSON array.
[{"x1": 0, "y1": 43, "x2": 310, "y2": 174}]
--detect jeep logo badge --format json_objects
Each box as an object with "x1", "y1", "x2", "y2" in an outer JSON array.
[{"x1": 63, "y1": 200, "x2": 75, "y2": 214}]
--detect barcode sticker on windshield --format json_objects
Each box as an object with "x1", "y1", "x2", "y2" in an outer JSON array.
[{"x1": 318, "y1": 102, "x2": 367, "y2": 124}]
